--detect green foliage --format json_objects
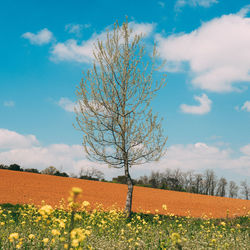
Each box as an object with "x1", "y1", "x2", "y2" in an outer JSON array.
[{"x1": 0, "y1": 202, "x2": 249, "y2": 249}]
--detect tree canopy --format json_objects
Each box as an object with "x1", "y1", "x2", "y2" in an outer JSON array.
[{"x1": 75, "y1": 20, "x2": 167, "y2": 216}]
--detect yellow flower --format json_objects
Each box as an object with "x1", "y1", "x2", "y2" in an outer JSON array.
[
  {"x1": 0, "y1": 222, "x2": 5, "y2": 226},
  {"x1": 220, "y1": 221, "x2": 226, "y2": 227},
  {"x1": 71, "y1": 239, "x2": 79, "y2": 247},
  {"x1": 16, "y1": 243, "x2": 22, "y2": 249},
  {"x1": 9, "y1": 233, "x2": 19, "y2": 242},
  {"x1": 64, "y1": 243, "x2": 69, "y2": 249},
  {"x1": 38, "y1": 205, "x2": 53, "y2": 216},
  {"x1": 71, "y1": 228, "x2": 86, "y2": 242},
  {"x1": 42, "y1": 238, "x2": 49, "y2": 244},
  {"x1": 128, "y1": 238, "x2": 133, "y2": 243},
  {"x1": 51, "y1": 229, "x2": 61, "y2": 236},
  {"x1": 71, "y1": 187, "x2": 82, "y2": 195},
  {"x1": 28, "y1": 234, "x2": 35, "y2": 240},
  {"x1": 86, "y1": 230, "x2": 91, "y2": 236},
  {"x1": 162, "y1": 204, "x2": 167, "y2": 210},
  {"x1": 82, "y1": 201, "x2": 90, "y2": 207},
  {"x1": 59, "y1": 221, "x2": 66, "y2": 228},
  {"x1": 74, "y1": 213, "x2": 82, "y2": 220},
  {"x1": 171, "y1": 232, "x2": 181, "y2": 243}
]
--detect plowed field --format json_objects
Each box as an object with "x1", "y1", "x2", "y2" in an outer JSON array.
[{"x1": 0, "y1": 169, "x2": 249, "y2": 218}]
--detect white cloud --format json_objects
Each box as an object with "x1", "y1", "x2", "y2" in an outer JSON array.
[
  {"x1": 241, "y1": 100, "x2": 250, "y2": 112},
  {"x1": 65, "y1": 24, "x2": 84, "y2": 37},
  {"x1": 0, "y1": 129, "x2": 39, "y2": 150},
  {"x1": 180, "y1": 93, "x2": 212, "y2": 114},
  {"x1": 57, "y1": 97, "x2": 107, "y2": 115},
  {"x1": 57, "y1": 97, "x2": 76, "y2": 112},
  {"x1": 130, "y1": 142, "x2": 250, "y2": 180},
  {"x1": 0, "y1": 129, "x2": 249, "y2": 180},
  {"x1": 156, "y1": 10, "x2": 250, "y2": 92},
  {"x1": 3, "y1": 101, "x2": 15, "y2": 107},
  {"x1": 237, "y1": 4, "x2": 250, "y2": 17},
  {"x1": 51, "y1": 39, "x2": 94, "y2": 63},
  {"x1": 22, "y1": 28, "x2": 53, "y2": 45},
  {"x1": 175, "y1": 0, "x2": 218, "y2": 9},
  {"x1": 51, "y1": 22, "x2": 155, "y2": 63},
  {"x1": 129, "y1": 21, "x2": 155, "y2": 39},
  {"x1": 0, "y1": 129, "x2": 116, "y2": 178},
  {"x1": 240, "y1": 144, "x2": 250, "y2": 156}
]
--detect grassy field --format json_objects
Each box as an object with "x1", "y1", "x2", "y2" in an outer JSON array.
[{"x1": 0, "y1": 188, "x2": 249, "y2": 249}]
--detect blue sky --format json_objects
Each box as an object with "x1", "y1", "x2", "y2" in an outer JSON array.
[{"x1": 0, "y1": 0, "x2": 250, "y2": 182}]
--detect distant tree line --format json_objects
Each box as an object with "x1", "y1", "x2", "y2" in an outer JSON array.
[
  {"x1": 112, "y1": 169, "x2": 249, "y2": 200},
  {"x1": 126, "y1": 169, "x2": 249, "y2": 200},
  {"x1": 0, "y1": 164, "x2": 105, "y2": 181},
  {"x1": 0, "y1": 163, "x2": 249, "y2": 200}
]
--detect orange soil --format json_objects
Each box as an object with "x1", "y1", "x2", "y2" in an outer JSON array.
[{"x1": 0, "y1": 169, "x2": 249, "y2": 218}]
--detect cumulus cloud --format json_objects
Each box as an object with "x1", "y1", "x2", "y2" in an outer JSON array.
[
  {"x1": 241, "y1": 100, "x2": 250, "y2": 112},
  {"x1": 130, "y1": 142, "x2": 250, "y2": 180},
  {"x1": 51, "y1": 39, "x2": 94, "y2": 63},
  {"x1": 156, "y1": 8, "x2": 250, "y2": 92},
  {"x1": 0, "y1": 129, "x2": 249, "y2": 180},
  {"x1": 180, "y1": 93, "x2": 212, "y2": 114},
  {"x1": 240, "y1": 144, "x2": 250, "y2": 156},
  {"x1": 237, "y1": 4, "x2": 250, "y2": 17},
  {"x1": 51, "y1": 22, "x2": 155, "y2": 63},
  {"x1": 175, "y1": 0, "x2": 218, "y2": 9},
  {"x1": 65, "y1": 24, "x2": 86, "y2": 37},
  {"x1": 57, "y1": 97, "x2": 76, "y2": 112},
  {"x1": 3, "y1": 101, "x2": 15, "y2": 107},
  {"x1": 57, "y1": 97, "x2": 106, "y2": 115},
  {"x1": 0, "y1": 129, "x2": 39, "y2": 150},
  {"x1": 0, "y1": 129, "x2": 115, "y2": 178},
  {"x1": 22, "y1": 28, "x2": 53, "y2": 45}
]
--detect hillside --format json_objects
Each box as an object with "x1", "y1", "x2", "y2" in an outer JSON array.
[{"x1": 0, "y1": 169, "x2": 249, "y2": 218}]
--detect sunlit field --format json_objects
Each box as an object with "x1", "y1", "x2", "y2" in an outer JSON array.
[{"x1": 0, "y1": 187, "x2": 249, "y2": 249}]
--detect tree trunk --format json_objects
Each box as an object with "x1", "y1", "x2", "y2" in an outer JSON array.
[{"x1": 124, "y1": 166, "x2": 133, "y2": 217}]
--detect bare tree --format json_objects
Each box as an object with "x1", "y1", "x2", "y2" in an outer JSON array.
[
  {"x1": 228, "y1": 181, "x2": 238, "y2": 198},
  {"x1": 79, "y1": 167, "x2": 104, "y2": 181},
  {"x1": 138, "y1": 175, "x2": 149, "y2": 186},
  {"x1": 41, "y1": 166, "x2": 58, "y2": 175},
  {"x1": 203, "y1": 169, "x2": 217, "y2": 195},
  {"x1": 240, "y1": 180, "x2": 249, "y2": 200},
  {"x1": 75, "y1": 20, "x2": 167, "y2": 216},
  {"x1": 149, "y1": 171, "x2": 162, "y2": 188},
  {"x1": 182, "y1": 170, "x2": 195, "y2": 193},
  {"x1": 194, "y1": 173, "x2": 203, "y2": 194},
  {"x1": 216, "y1": 177, "x2": 227, "y2": 197}
]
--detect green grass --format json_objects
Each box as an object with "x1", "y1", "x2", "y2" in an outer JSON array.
[{"x1": 0, "y1": 201, "x2": 249, "y2": 249}]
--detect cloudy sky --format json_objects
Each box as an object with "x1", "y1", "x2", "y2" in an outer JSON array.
[{"x1": 0, "y1": 0, "x2": 249, "y2": 182}]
